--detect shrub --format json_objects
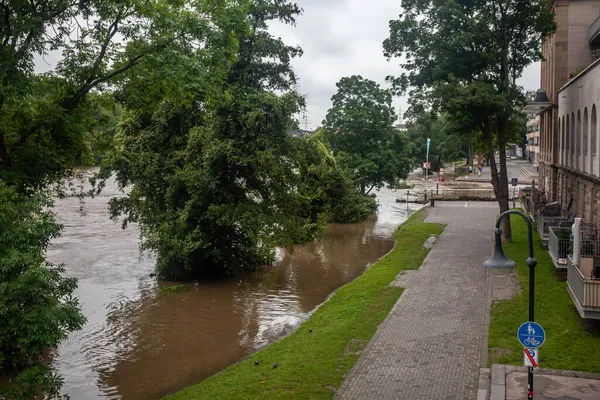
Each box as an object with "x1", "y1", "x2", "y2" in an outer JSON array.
[{"x1": 0, "y1": 183, "x2": 85, "y2": 399}]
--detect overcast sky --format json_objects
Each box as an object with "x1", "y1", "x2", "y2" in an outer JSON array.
[
  {"x1": 34, "y1": 0, "x2": 541, "y2": 130},
  {"x1": 270, "y1": 0, "x2": 541, "y2": 130}
]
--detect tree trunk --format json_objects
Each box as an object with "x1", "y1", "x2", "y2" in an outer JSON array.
[
  {"x1": 483, "y1": 119, "x2": 512, "y2": 242},
  {"x1": 467, "y1": 142, "x2": 473, "y2": 167}
]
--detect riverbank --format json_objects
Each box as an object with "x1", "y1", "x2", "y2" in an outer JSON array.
[
  {"x1": 488, "y1": 216, "x2": 600, "y2": 372},
  {"x1": 164, "y1": 208, "x2": 445, "y2": 399}
]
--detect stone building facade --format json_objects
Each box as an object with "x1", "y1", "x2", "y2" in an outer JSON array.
[
  {"x1": 556, "y1": 58, "x2": 600, "y2": 226},
  {"x1": 539, "y1": 0, "x2": 600, "y2": 201}
]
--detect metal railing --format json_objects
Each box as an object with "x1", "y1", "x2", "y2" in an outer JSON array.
[
  {"x1": 536, "y1": 215, "x2": 574, "y2": 236},
  {"x1": 548, "y1": 226, "x2": 572, "y2": 267},
  {"x1": 427, "y1": 188, "x2": 496, "y2": 201},
  {"x1": 568, "y1": 224, "x2": 600, "y2": 260}
]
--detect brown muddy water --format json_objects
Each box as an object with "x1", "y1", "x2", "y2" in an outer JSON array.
[{"x1": 48, "y1": 179, "x2": 421, "y2": 399}]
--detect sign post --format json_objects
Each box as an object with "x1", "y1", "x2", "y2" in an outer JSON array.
[
  {"x1": 512, "y1": 178, "x2": 519, "y2": 208},
  {"x1": 517, "y1": 321, "x2": 545, "y2": 400},
  {"x1": 426, "y1": 138, "x2": 431, "y2": 186}
]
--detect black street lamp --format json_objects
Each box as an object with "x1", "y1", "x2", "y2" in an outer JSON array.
[{"x1": 484, "y1": 210, "x2": 538, "y2": 400}]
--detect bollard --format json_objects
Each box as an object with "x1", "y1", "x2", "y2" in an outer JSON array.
[
  {"x1": 436, "y1": 183, "x2": 439, "y2": 194},
  {"x1": 430, "y1": 199, "x2": 435, "y2": 207}
]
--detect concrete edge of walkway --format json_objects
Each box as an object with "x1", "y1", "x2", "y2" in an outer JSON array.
[{"x1": 478, "y1": 364, "x2": 600, "y2": 400}]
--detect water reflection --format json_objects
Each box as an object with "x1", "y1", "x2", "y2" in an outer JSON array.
[{"x1": 50, "y1": 180, "x2": 419, "y2": 399}]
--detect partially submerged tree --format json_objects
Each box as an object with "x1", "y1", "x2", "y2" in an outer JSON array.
[
  {"x1": 0, "y1": 183, "x2": 85, "y2": 398},
  {"x1": 323, "y1": 75, "x2": 411, "y2": 194},
  {"x1": 384, "y1": 0, "x2": 555, "y2": 241},
  {"x1": 98, "y1": 0, "x2": 359, "y2": 279},
  {"x1": 0, "y1": 0, "x2": 238, "y2": 396}
]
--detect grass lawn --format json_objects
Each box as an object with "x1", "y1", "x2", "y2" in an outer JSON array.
[
  {"x1": 488, "y1": 216, "x2": 600, "y2": 372},
  {"x1": 164, "y1": 209, "x2": 445, "y2": 400}
]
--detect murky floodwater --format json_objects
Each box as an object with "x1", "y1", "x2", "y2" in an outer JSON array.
[{"x1": 48, "y1": 178, "x2": 420, "y2": 399}]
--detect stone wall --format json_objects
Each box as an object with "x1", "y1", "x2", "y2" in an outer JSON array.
[
  {"x1": 567, "y1": 0, "x2": 600, "y2": 76},
  {"x1": 557, "y1": 167, "x2": 600, "y2": 227}
]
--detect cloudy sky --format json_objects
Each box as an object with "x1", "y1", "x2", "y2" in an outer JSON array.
[
  {"x1": 270, "y1": 0, "x2": 541, "y2": 130},
  {"x1": 34, "y1": 0, "x2": 541, "y2": 130}
]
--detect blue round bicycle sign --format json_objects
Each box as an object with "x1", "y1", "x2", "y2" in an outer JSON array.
[{"x1": 517, "y1": 322, "x2": 545, "y2": 348}]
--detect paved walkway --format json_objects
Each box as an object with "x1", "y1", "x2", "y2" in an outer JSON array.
[
  {"x1": 458, "y1": 160, "x2": 537, "y2": 184},
  {"x1": 486, "y1": 364, "x2": 600, "y2": 400},
  {"x1": 335, "y1": 202, "x2": 499, "y2": 400}
]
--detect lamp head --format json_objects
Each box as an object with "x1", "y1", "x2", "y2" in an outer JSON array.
[{"x1": 484, "y1": 228, "x2": 517, "y2": 269}]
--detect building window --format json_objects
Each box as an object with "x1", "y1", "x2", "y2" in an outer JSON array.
[
  {"x1": 572, "y1": 112, "x2": 576, "y2": 168},
  {"x1": 584, "y1": 108, "x2": 589, "y2": 154},
  {"x1": 593, "y1": 105, "x2": 597, "y2": 163},
  {"x1": 577, "y1": 110, "x2": 581, "y2": 168},
  {"x1": 561, "y1": 116, "x2": 565, "y2": 164},
  {"x1": 566, "y1": 114, "x2": 570, "y2": 165}
]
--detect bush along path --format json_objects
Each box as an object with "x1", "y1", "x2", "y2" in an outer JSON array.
[
  {"x1": 164, "y1": 208, "x2": 445, "y2": 400},
  {"x1": 488, "y1": 216, "x2": 600, "y2": 372}
]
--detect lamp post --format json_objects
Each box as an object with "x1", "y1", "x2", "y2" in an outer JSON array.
[{"x1": 484, "y1": 210, "x2": 538, "y2": 400}]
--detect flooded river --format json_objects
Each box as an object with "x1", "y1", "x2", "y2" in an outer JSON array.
[{"x1": 48, "y1": 179, "x2": 420, "y2": 399}]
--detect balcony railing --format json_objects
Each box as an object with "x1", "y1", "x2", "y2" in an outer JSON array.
[
  {"x1": 535, "y1": 215, "x2": 573, "y2": 236},
  {"x1": 568, "y1": 263, "x2": 600, "y2": 309},
  {"x1": 548, "y1": 226, "x2": 572, "y2": 268}
]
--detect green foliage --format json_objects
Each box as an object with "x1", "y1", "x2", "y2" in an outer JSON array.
[
  {"x1": 323, "y1": 75, "x2": 412, "y2": 194},
  {"x1": 160, "y1": 284, "x2": 188, "y2": 295},
  {"x1": 163, "y1": 209, "x2": 445, "y2": 400},
  {"x1": 0, "y1": 0, "x2": 229, "y2": 191},
  {"x1": 97, "y1": 0, "x2": 375, "y2": 280},
  {"x1": 406, "y1": 111, "x2": 467, "y2": 170},
  {"x1": 488, "y1": 216, "x2": 600, "y2": 372},
  {"x1": 0, "y1": 0, "x2": 244, "y2": 396},
  {"x1": 331, "y1": 191, "x2": 377, "y2": 224},
  {"x1": 569, "y1": 65, "x2": 589, "y2": 79},
  {"x1": 384, "y1": 0, "x2": 555, "y2": 241},
  {"x1": 0, "y1": 183, "x2": 85, "y2": 399}
]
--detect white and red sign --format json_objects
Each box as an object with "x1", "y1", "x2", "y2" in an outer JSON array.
[
  {"x1": 439, "y1": 168, "x2": 445, "y2": 175},
  {"x1": 423, "y1": 162, "x2": 431, "y2": 169},
  {"x1": 524, "y1": 348, "x2": 538, "y2": 368}
]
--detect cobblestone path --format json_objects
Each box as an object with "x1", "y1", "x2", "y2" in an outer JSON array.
[{"x1": 335, "y1": 202, "x2": 499, "y2": 400}]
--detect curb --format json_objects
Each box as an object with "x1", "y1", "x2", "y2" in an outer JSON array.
[{"x1": 479, "y1": 364, "x2": 600, "y2": 400}]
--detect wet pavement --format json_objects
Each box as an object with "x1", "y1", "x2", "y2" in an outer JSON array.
[
  {"x1": 507, "y1": 371, "x2": 600, "y2": 400},
  {"x1": 48, "y1": 177, "x2": 418, "y2": 399},
  {"x1": 486, "y1": 364, "x2": 600, "y2": 400},
  {"x1": 336, "y1": 201, "x2": 499, "y2": 400}
]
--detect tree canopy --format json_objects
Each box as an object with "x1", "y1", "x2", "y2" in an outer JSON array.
[
  {"x1": 384, "y1": 0, "x2": 555, "y2": 240},
  {"x1": 94, "y1": 0, "x2": 378, "y2": 281},
  {"x1": 323, "y1": 75, "x2": 412, "y2": 194},
  {"x1": 0, "y1": 0, "x2": 250, "y2": 396}
]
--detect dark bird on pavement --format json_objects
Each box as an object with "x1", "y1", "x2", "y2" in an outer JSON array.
[{"x1": 254, "y1": 360, "x2": 259, "y2": 366}]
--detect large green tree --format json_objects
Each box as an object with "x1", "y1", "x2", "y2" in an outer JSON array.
[
  {"x1": 384, "y1": 0, "x2": 555, "y2": 241},
  {"x1": 97, "y1": 0, "x2": 350, "y2": 280},
  {"x1": 0, "y1": 0, "x2": 228, "y2": 190},
  {"x1": 0, "y1": 0, "x2": 241, "y2": 396},
  {"x1": 323, "y1": 75, "x2": 411, "y2": 194},
  {"x1": 406, "y1": 111, "x2": 467, "y2": 171}
]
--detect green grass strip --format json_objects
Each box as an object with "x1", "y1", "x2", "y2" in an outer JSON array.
[
  {"x1": 488, "y1": 216, "x2": 600, "y2": 372},
  {"x1": 164, "y1": 208, "x2": 445, "y2": 399}
]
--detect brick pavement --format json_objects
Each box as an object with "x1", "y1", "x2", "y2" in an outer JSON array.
[{"x1": 335, "y1": 202, "x2": 499, "y2": 400}]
